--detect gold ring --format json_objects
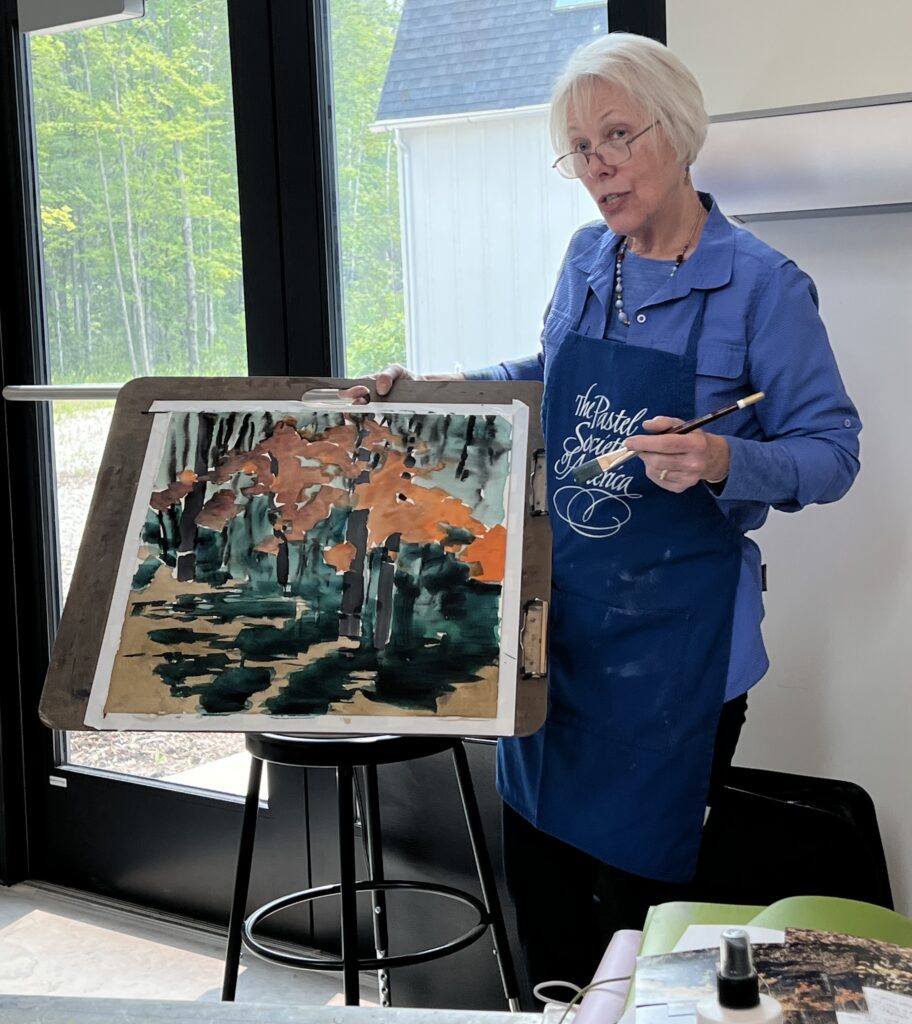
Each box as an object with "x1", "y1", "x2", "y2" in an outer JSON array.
[{"x1": 659, "y1": 468, "x2": 668, "y2": 481}]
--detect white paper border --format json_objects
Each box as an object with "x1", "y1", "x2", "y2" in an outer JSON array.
[{"x1": 84, "y1": 410, "x2": 173, "y2": 729}]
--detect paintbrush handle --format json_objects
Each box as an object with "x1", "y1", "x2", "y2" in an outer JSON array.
[{"x1": 670, "y1": 391, "x2": 764, "y2": 434}]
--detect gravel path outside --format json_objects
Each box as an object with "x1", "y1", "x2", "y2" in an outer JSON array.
[{"x1": 54, "y1": 403, "x2": 245, "y2": 781}]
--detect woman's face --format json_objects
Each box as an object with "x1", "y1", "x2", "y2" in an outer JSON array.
[{"x1": 565, "y1": 81, "x2": 688, "y2": 239}]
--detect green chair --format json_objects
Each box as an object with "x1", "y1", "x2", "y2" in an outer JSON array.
[{"x1": 640, "y1": 895, "x2": 912, "y2": 957}]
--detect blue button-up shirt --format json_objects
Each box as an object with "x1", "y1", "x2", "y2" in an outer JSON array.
[{"x1": 468, "y1": 196, "x2": 861, "y2": 698}]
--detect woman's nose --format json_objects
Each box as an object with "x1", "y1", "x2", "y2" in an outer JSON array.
[{"x1": 586, "y1": 153, "x2": 616, "y2": 180}]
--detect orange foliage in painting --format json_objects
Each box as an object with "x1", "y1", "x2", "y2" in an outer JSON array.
[
  {"x1": 198, "y1": 419, "x2": 368, "y2": 542},
  {"x1": 353, "y1": 450, "x2": 505, "y2": 582},
  {"x1": 461, "y1": 524, "x2": 507, "y2": 583},
  {"x1": 354, "y1": 450, "x2": 471, "y2": 546},
  {"x1": 324, "y1": 542, "x2": 357, "y2": 573},
  {"x1": 254, "y1": 535, "x2": 283, "y2": 556},
  {"x1": 196, "y1": 489, "x2": 245, "y2": 530},
  {"x1": 156, "y1": 412, "x2": 506, "y2": 585},
  {"x1": 150, "y1": 469, "x2": 197, "y2": 511}
]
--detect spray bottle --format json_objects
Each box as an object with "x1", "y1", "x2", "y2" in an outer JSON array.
[{"x1": 695, "y1": 928, "x2": 783, "y2": 1024}]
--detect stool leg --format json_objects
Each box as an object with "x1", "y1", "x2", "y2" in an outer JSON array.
[
  {"x1": 221, "y1": 755, "x2": 263, "y2": 1001},
  {"x1": 451, "y1": 741, "x2": 521, "y2": 1012},
  {"x1": 361, "y1": 765, "x2": 391, "y2": 1007},
  {"x1": 337, "y1": 764, "x2": 360, "y2": 1006}
]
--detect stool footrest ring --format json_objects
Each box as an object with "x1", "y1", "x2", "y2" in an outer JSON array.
[{"x1": 242, "y1": 879, "x2": 490, "y2": 971}]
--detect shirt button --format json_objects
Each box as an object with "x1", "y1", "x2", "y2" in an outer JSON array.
[
  {"x1": 844, "y1": 418, "x2": 852, "y2": 428},
  {"x1": 636, "y1": 313, "x2": 647, "y2": 324}
]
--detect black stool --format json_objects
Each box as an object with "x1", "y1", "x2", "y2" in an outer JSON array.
[{"x1": 221, "y1": 734, "x2": 520, "y2": 1010}]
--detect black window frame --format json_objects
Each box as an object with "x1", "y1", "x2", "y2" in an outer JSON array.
[
  {"x1": 607, "y1": 0, "x2": 666, "y2": 41},
  {"x1": 228, "y1": 0, "x2": 344, "y2": 378}
]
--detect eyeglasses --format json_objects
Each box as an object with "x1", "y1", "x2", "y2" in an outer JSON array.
[{"x1": 552, "y1": 122, "x2": 656, "y2": 179}]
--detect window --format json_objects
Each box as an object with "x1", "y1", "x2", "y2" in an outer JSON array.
[
  {"x1": 328, "y1": 0, "x2": 608, "y2": 379},
  {"x1": 29, "y1": 0, "x2": 250, "y2": 790}
]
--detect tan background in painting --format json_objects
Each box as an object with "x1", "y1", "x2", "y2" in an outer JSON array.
[{"x1": 105, "y1": 563, "x2": 498, "y2": 720}]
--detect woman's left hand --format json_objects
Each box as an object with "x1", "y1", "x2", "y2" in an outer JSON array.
[{"x1": 624, "y1": 417, "x2": 731, "y2": 492}]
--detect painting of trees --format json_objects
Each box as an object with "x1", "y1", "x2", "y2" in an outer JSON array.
[{"x1": 105, "y1": 406, "x2": 513, "y2": 722}]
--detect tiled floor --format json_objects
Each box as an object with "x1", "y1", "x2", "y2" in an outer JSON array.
[{"x1": 0, "y1": 883, "x2": 374, "y2": 1006}]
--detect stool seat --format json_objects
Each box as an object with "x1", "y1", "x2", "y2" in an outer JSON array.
[
  {"x1": 245, "y1": 732, "x2": 456, "y2": 768},
  {"x1": 222, "y1": 735, "x2": 519, "y2": 1011}
]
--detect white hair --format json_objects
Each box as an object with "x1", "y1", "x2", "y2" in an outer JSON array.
[{"x1": 549, "y1": 33, "x2": 708, "y2": 168}]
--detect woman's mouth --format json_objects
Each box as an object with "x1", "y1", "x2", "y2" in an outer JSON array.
[{"x1": 599, "y1": 192, "x2": 626, "y2": 208}]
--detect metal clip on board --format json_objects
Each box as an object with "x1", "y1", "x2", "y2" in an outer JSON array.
[
  {"x1": 520, "y1": 598, "x2": 549, "y2": 678},
  {"x1": 529, "y1": 448, "x2": 548, "y2": 515}
]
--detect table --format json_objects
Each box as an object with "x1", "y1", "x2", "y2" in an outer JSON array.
[{"x1": 0, "y1": 996, "x2": 542, "y2": 1024}]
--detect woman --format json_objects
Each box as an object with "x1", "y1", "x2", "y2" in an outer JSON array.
[{"x1": 345, "y1": 33, "x2": 860, "y2": 997}]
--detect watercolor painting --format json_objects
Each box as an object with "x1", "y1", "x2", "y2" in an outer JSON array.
[{"x1": 85, "y1": 401, "x2": 526, "y2": 732}]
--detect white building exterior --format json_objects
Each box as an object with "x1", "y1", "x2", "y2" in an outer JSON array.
[{"x1": 379, "y1": 106, "x2": 598, "y2": 376}]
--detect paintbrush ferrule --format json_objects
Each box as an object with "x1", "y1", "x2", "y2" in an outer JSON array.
[
  {"x1": 573, "y1": 459, "x2": 608, "y2": 484},
  {"x1": 572, "y1": 447, "x2": 635, "y2": 483}
]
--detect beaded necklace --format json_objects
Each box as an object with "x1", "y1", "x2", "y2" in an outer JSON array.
[{"x1": 613, "y1": 205, "x2": 707, "y2": 327}]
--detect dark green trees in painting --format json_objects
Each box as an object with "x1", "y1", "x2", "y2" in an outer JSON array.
[{"x1": 30, "y1": 0, "x2": 406, "y2": 383}]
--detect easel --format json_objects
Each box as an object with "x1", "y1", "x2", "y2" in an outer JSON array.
[{"x1": 41, "y1": 376, "x2": 550, "y2": 737}]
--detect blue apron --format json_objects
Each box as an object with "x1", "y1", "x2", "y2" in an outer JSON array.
[{"x1": 498, "y1": 291, "x2": 742, "y2": 883}]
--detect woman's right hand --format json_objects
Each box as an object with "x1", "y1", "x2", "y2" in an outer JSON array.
[{"x1": 338, "y1": 364, "x2": 422, "y2": 405}]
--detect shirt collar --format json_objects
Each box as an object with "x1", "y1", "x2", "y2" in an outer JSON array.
[{"x1": 568, "y1": 193, "x2": 735, "y2": 299}]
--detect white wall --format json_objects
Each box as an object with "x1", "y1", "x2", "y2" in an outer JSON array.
[
  {"x1": 667, "y1": 0, "x2": 912, "y2": 117},
  {"x1": 734, "y1": 210, "x2": 912, "y2": 915},
  {"x1": 695, "y1": 102, "x2": 912, "y2": 216},
  {"x1": 668, "y1": 0, "x2": 912, "y2": 917},
  {"x1": 395, "y1": 110, "x2": 596, "y2": 376}
]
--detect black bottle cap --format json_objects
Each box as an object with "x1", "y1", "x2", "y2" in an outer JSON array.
[{"x1": 717, "y1": 928, "x2": 760, "y2": 1009}]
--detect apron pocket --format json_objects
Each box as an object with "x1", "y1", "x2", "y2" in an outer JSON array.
[{"x1": 548, "y1": 588, "x2": 695, "y2": 752}]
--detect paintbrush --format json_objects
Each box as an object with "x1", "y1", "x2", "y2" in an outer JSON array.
[{"x1": 572, "y1": 392, "x2": 765, "y2": 484}]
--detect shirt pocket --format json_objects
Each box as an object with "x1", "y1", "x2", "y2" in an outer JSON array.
[
  {"x1": 696, "y1": 337, "x2": 748, "y2": 383},
  {"x1": 542, "y1": 306, "x2": 575, "y2": 354}
]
